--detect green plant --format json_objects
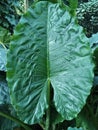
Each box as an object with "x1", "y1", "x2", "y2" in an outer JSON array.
[
  {"x1": 6, "y1": 0, "x2": 95, "y2": 129},
  {"x1": 0, "y1": 0, "x2": 98, "y2": 130}
]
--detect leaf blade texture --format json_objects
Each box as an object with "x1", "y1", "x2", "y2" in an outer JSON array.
[{"x1": 7, "y1": 1, "x2": 94, "y2": 124}]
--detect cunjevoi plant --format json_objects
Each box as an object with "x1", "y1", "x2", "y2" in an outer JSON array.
[{"x1": 0, "y1": 0, "x2": 96, "y2": 130}]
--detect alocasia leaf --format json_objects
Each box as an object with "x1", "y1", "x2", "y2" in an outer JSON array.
[
  {"x1": 0, "y1": 45, "x2": 7, "y2": 71},
  {"x1": 7, "y1": 1, "x2": 94, "y2": 124}
]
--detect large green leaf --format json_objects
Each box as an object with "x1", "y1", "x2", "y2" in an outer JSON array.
[{"x1": 7, "y1": 1, "x2": 94, "y2": 124}]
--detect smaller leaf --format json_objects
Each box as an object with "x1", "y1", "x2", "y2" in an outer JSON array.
[
  {"x1": 93, "y1": 47, "x2": 98, "y2": 75},
  {"x1": 0, "y1": 44, "x2": 7, "y2": 71},
  {"x1": 0, "y1": 26, "x2": 11, "y2": 46},
  {"x1": 0, "y1": 74, "x2": 19, "y2": 130},
  {"x1": 94, "y1": 76, "x2": 98, "y2": 86},
  {"x1": 0, "y1": 73, "x2": 10, "y2": 105},
  {"x1": 89, "y1": 33, "x2": 98, "y2": 49},
  {"x1": 90, "y1": 33, "x2": 98, "y2": 75},
  {"x1": 67, "y1": 127, "x2": 83, "y2": 130},
  {"x1": 76, "y1": 104, "x2": 98, "y2": 130},
  {"x1": 0, "y1": 115, "x2": 19, "y2": 130}
]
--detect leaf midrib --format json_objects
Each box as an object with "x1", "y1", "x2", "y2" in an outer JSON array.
[{"x1": 47, "y1": 2, "x2": 50, "y2": 80}]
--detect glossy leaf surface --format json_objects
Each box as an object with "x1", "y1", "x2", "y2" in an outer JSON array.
[{"x1": 7, "y1": 1, "x2": 94, "y2": 124}]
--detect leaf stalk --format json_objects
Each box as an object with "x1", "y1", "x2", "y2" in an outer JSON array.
[{"x1": 46, "y1": 79, "x2": 51, "y2": 130}]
